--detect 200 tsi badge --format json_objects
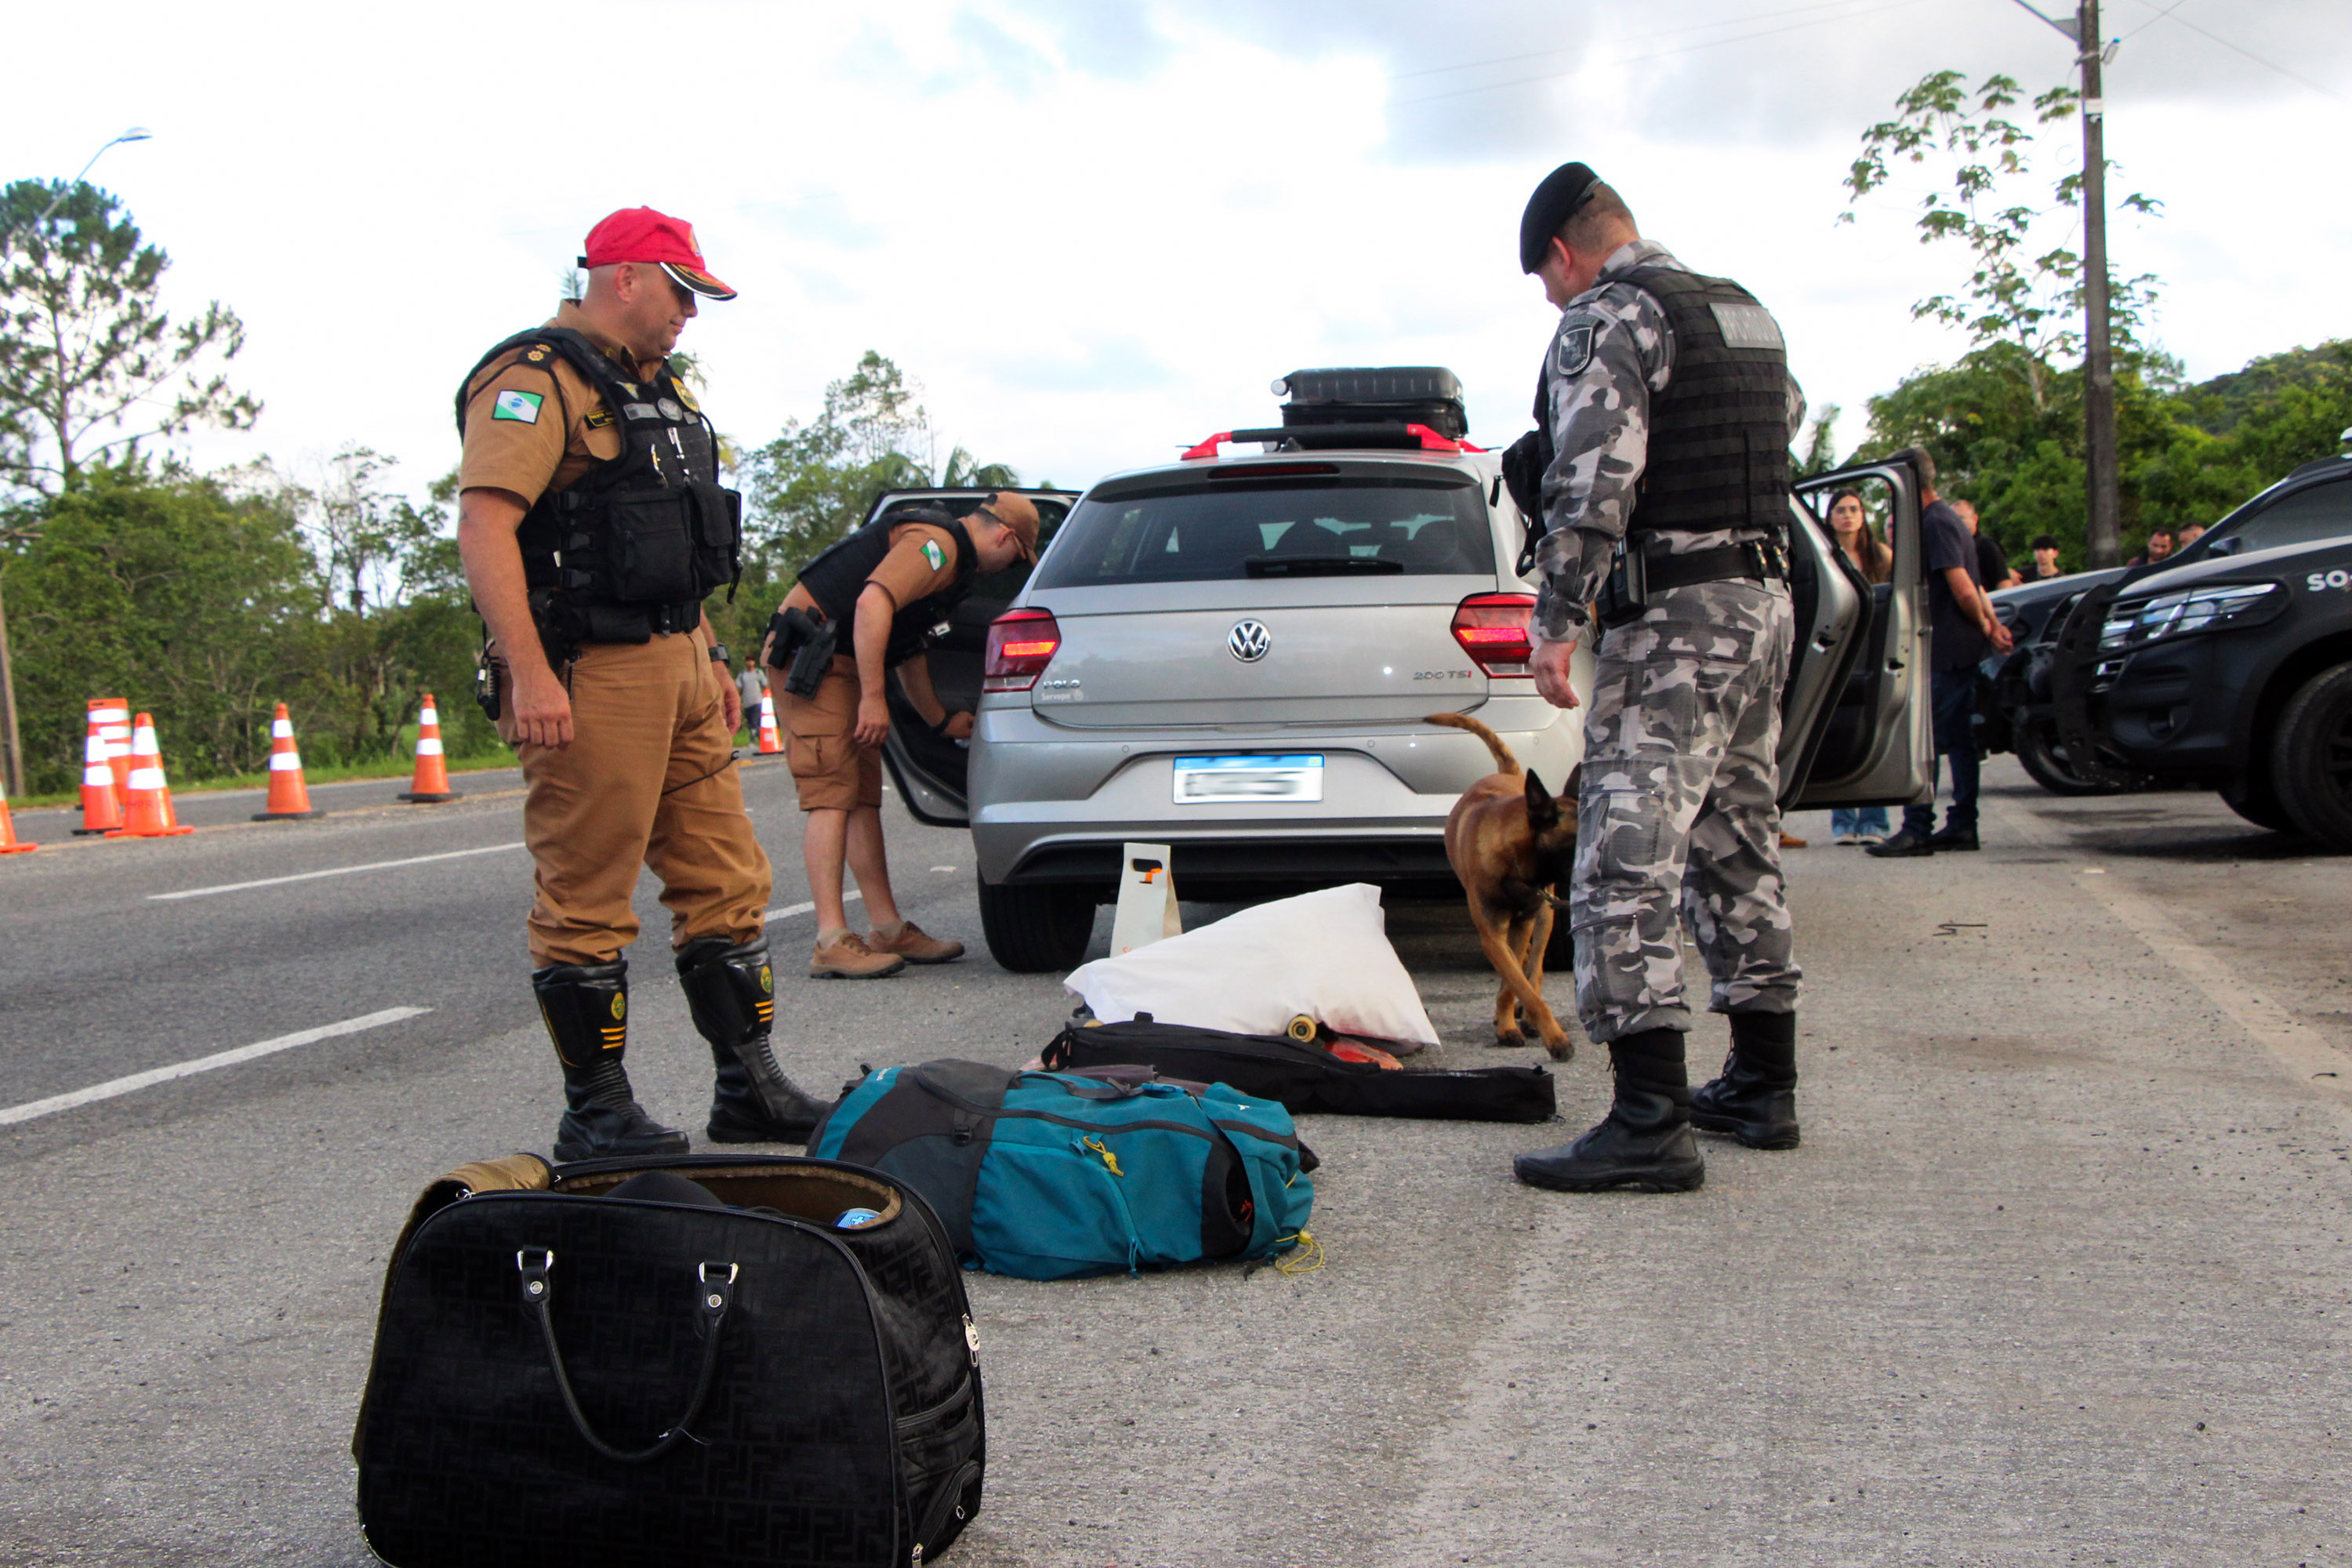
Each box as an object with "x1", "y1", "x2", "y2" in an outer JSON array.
[{"x1": 1227, "y1": 620, "x2": 1271, "y2": 662}]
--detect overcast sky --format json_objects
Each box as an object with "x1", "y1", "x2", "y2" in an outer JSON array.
[{"x1": 8, "y1": 0, "x2": 2347, "y2": 506}]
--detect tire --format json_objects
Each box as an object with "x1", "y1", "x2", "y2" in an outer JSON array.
[
  {"x1": 977, "y1": 875, "x2": 1098, "y2": 973},
  {"x1": 2270, "y1": 662, "x2": 2352, "y2": 851},
  {"x1": 2220, "y1": 764, "x2": 2299, "y2": 836},
  {"x1": 2015, "y1": 720, "x2": 2137, "y2": 797}
]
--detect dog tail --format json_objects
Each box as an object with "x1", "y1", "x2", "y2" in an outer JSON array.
[{"x1": 1425, "y1": 712, "x2": 1520, "y2": 774}]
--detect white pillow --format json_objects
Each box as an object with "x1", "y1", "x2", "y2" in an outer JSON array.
[{"x1": 1062, "y1": 883, "x2": 1439, "y2": 1045}]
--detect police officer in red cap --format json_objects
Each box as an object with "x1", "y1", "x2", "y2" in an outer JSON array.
[{"x1": 455, "y1": 207, "x2": 833, "y2": 1160}]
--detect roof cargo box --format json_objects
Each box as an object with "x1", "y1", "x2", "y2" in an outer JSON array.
[{"x1": 1273, "y1": 367, "x2": 1468, "y2": 441}]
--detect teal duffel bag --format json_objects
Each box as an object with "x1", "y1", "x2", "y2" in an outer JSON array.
[{"x1": 808, "y1": 1061, "x2": 1317, "y2": 1280}]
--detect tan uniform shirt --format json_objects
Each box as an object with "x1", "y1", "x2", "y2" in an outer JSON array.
[
  {"x1": 781, "y1": 521, "x2": 964, "y2": 632},
  {"x1": 458, "y1": 305, "x2": 659, "y2": 504}
]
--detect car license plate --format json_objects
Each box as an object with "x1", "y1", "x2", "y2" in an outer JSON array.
[{"x1": 1172, "y1": 753, "x2": 1324, "y2": 804}]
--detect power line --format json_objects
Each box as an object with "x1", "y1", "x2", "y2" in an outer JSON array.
[
  {"x1": 2122, "y1": 0, "x2": 2343, "y2": 99},
  {"x1": 1392, "y1": 0, "x2": 1932, "y2": 109}
]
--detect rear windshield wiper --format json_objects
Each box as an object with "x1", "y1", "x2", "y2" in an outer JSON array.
[{"x1": 1243, "y1": 556, "x2": 1406, "y2": 577}]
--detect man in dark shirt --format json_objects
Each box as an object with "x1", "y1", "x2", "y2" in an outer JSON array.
[
  {"x1": 2029, "y1": 534, "x2": 2064, "y2": 579},
  {"x1": 1954, "y1": 500, "x2": 2013, "y2": 590},
  {"x1": 1871, "y1": 451, "x2": 2012, "y2": 857}
]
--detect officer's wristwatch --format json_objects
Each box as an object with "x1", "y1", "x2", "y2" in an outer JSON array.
[{"x1": 708, "y1": 643, "x2": 731, "y2": 664}]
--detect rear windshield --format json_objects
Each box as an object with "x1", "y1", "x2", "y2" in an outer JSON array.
[{"x1": 1032, "y1": 474, "x2": 1495, "y2": 588}]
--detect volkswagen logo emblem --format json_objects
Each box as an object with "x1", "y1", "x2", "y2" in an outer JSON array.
[{"x1": 1227, "y1": 620, "x2": 1272, "y2": 662}]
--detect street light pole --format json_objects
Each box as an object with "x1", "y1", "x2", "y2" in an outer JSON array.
[{"x1": 0, "y1": 126, "x2": 153, "y2": 798}]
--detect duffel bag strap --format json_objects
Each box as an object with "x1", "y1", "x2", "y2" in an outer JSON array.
[{"x1": 515, "y1": 1248, "x2": 735, "y2": 1465}]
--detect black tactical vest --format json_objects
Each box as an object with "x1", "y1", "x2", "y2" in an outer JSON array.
[
  {"x1": 1617, "y1": 266, "x2": 1791, "y2": 539},
  {"x1": 797, "y1": 509, "x2": 979, "y2": 666},
  {"x1": 454, "y1": 327, "x2": 742, "y2": 641}
]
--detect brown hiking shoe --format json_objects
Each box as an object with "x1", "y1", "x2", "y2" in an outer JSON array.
[
  {"x1": 809, "y1": 931, "x2": 906, "y2": 979},
  {"x1": 868, "y1": 919, "x2": 965, "y2": 965}
]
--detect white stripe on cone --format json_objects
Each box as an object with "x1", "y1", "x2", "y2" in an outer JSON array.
[
  {"x1": 127, "y1": 767, "x2": 165, "y2": 790},
  {"x1": 272, "y1": 720, "x2": 293, "y2": 739},
  {"x1": 270, "y1": 752, "x2": 303, "y2": 771},
  {"x1": 84, "y1": 735, "x2": 107, "y2": 760},
  {"x1": 416, "y1": 738, "x2": 443, "y2": 755},
  {"x1": 84, "y1": 764, "x2": 112, "y2": 784},
  {"x1": 90, "y1": 706, "x2": 129, "y2": 723},
  {"x1": 419, "y1": 706, "x2": 439, "y2": 725}
]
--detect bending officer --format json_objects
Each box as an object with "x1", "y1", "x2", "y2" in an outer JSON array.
[
  {"x1": 1504, "y1": 165, "x2": 1807, "y2": 1194},
  {"x1": 764, "y1": 494, "x2": 1038, "y2": 977},
  {"x1": 456, "y1": 206, "x2": 831, "y2": 1160}
]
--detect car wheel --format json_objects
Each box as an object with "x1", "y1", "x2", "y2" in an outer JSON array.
[
  {"x1": 2220, "y1": 763, "x2": 2299, "y2": 836},
  {"x1": 2270, "y1": 662, "x2": 2352, "y2": 851},
  {"x1": 2015, "y1": 720, "x2": 2139, "y2": 797},
  {"x1": 978, "y1": 875, "x2": 1098, "y2": 972}
]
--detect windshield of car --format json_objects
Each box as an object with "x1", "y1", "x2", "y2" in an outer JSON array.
[{"x1": 1033, "y1": 474, "x2": 1495, "y2": 588}]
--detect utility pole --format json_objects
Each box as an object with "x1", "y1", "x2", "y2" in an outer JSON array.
[
  {"x1": 0, "y1": 127, "x2": 152, "y2": 797},
  {"x1": 2077, "y1": 0, "x2": 2121, "y2": 568},
  {"x1": 2013, "y1": 0, "x2": 2120, "y2": 567}
]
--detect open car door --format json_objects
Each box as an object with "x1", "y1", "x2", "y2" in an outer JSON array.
[
  {"x1": 1780, "y1": 455, "x2": 1933, "y2": 808},
  {"x1": 877, "y1": 487, "x2": 1080, "y2": 826}
]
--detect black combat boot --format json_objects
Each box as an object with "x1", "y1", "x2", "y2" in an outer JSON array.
[
  {"x1": 677, "y1": 937, "x2": 836, "y2": 1144},
  {"x1": 532, "y1": 960, "x2": 691, "y2": 1163},
  {"x1": 1512, "y1": 1028, "x2": 1704, "y2": 1192},
  {"x1": 1690, "y1": 1011, "x2": 1801, "y2": 1150}
]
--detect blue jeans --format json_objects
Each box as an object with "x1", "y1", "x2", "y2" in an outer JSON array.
[
  {"x1": 1902, "y1": 666, "x2": 1981, "y2": 839},
  {"x1": 1832, "y1": 804, "x2": 1889, "y2": 839}
]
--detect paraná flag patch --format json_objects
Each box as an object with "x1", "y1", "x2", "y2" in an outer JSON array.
[
  {"x1": 492, "y1": 390, "x2": 544, "y2": 423},
  {"x1": 921, "y1": 539, "x2": 946, "y2": 571}
]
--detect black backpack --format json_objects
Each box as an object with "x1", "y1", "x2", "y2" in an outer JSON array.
[
  {"x1": 354, "y1": 1152, "x2": 984, "y2": 1568},
  {"x1": 1042, "y1": 1018, "x2": 1559, "y2": 1123}
]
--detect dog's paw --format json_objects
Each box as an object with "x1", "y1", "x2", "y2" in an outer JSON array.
[
  {"x1": 1543, "y1": 1036, "x2": 1577, "y2": 1062},
  {"x1": 1492, "y1": 1030, "x2": 1526, "y2": 1051}
]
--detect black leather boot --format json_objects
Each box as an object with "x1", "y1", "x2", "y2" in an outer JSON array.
[
  {"x1": 532, "y1": 960, "x2": 690, "y2": 1163},
  {"x1": 1691, "y1": 1011, "x2": 1801, "y2": 1150},
  {"x1": 1513, "y1": 1028, "x2": 1704, "y2": 1192},
  {"x1": 677, "y1": 937, "x2": 835, "y2": 1144}
]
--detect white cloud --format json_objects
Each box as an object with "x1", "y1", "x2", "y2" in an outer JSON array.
[{"x1": 4, "y1": 0, "x2": 2344, "y2": 511}]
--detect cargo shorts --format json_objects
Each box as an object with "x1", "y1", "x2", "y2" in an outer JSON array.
[{"x1": 782, "y1": 655, "x2": 884, "y2": 812}]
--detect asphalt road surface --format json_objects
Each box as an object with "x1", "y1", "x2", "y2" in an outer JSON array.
[{"x1": 3, "y1": 754, "x2": 2349, "y2": 1566}]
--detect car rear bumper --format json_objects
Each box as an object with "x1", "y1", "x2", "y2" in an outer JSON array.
[{"x1": 967, "y1": 701, "x2": 1581, "y2": 897}]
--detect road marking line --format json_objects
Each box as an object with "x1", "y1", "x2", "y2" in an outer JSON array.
[
  {"x1": 148, "y1": 843, "x2": 525, "y2": 900},
  {"x1": 1993, "y1": 796, "x2": 2352, "y2": 1127},
  {"x1": 0, "y1": 1007, "x2": 433, "y2": 1127},
  {"x1": 764, "y1": 891, "x2": 862, "y2": 924}
]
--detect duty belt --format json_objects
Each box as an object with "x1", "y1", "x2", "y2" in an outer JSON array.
[{"x1": 1599, "y1": 538, "x2": 1787, "y2": 630}]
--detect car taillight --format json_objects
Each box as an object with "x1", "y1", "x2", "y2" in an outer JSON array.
[
  {"x1": 1451, "y1": 593, "x2": 1535, "y2": 677},
  {"x1": 984, "y1": 608, "x2": 1062, "y2": 692}
]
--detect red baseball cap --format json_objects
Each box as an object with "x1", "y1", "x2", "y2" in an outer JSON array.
[{"x1": 579, "y1": 207, "x2": 736, "y2": 301}]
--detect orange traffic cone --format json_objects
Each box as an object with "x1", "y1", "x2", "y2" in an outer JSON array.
[
  {"x1": 89, "y1": 698, "x2": 133, "y2": 795},
  {"x1": 109, "y1": 713, "x2": 194, "y2": 837},
  {"x1": 398, "y1": 691, "x2": 462, "y2": 803},
  {"x1": 756, "y1": 692, "x2": 783, "y2": 754},
  {"x1": 0, "y1": 784, "x2": 37, "y2": 854},
  {"x1": 252, "y1": 703, "x2": 324, "y2": 821},
  {"x1": 72, "y1": 711, "x2": 125, "y2": 835}
]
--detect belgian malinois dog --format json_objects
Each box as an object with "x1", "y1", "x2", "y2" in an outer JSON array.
[{"x1": 1428, "y1": 713, "x2": 1579, "y2": 1058}]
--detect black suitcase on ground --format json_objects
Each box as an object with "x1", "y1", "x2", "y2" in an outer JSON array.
[
  {"x1": 1042, "y1": 1018, "x2": 1559, "y2": 1123},
  {"x1": 354, "y1": 1152, "x2": 984, "y2": 1568}
]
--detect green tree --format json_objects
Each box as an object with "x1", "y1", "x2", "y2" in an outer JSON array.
[
  {"x1": 0, "y1": 180, "x2": 258, "y2": 496},
  {"x1": 1841, "y1": 71, "x2": 2160, "y2": 412}
]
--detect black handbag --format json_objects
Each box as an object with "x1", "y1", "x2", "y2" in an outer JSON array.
[
  {"x1": 354, "y1": 1152, "x2": 984, "y2": 1568},
  {"x1": 1041, "y1": 1018, "x2": 1559, "y2": 1123}
]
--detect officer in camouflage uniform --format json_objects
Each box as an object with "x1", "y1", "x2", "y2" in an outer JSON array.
[{"x1": 1502, "y1": 164, "x2": 1806, "y2": 1194}]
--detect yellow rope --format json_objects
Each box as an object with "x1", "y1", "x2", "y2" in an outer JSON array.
[{"x1": 1273, "y1": 1229, "x2": 1324, "y2": 1276}]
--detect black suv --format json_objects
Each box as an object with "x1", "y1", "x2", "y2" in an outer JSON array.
[{"x1": 2030, "y1": 444, "x2": 2352, "y2": 847}]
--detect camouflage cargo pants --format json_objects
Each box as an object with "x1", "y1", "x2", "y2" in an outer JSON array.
[{"x1": 1570, "y1": 579, "x2": 1801, "y2": 1044}]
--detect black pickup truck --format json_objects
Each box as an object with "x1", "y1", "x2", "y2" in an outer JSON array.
[{"x1": 2004, "y1": 443, "x2": 2352, "y2": 847}]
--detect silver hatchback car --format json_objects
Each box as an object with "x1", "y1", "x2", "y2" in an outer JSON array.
[{"x1": 882, "y1": 370, "x2": 1936, "y2": 971}]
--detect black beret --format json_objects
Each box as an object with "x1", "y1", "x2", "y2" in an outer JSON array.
[{"x1": 1519, "y1": 162, "x2": 1600, "y2": 274}]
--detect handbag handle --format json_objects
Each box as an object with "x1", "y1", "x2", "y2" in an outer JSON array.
[{"x1": 515, "y1": 1247, "x2": 735, "y2": 1464}]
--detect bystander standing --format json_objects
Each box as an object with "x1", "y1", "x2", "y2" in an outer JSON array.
[
  {"x1": 2028, "y1": 534, "x2": 2065, "y2": 579},
  {"x1": 2127, "y1": 527, "x2": 2177, "y2": 567},
  {"x1": 1953, "y1": 500, "x2": 2017, "y2": 590},
  {"x1": 1823, "y1": 488, "x2": 1890, "y2": 844},
  {"x1": 2177, "y1": 520, "x2": 2208, "y2": 552}
]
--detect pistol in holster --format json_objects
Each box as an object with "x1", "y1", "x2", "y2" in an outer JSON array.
[
  {"x1": 1599, "y1": 536, "x2": 1653, "y2": 631},
  {"x1": 765, "y1": 605, "x2": 838, "y2": 699}
]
